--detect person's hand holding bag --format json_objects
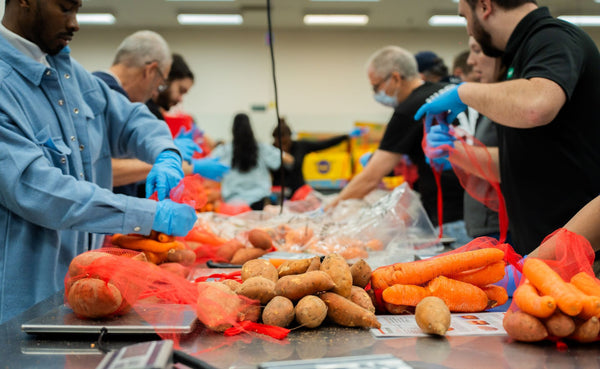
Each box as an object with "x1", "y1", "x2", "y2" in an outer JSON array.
[
  {"x1": 146, "y1": 150, "x2": 184, "y2": 200},
  {"x1": 414, "y1": 83, "x2": 467, "y2": 123},
  {"x1": 173, "y1": 127, "x2": 203, "y2": 163},
  {"x1": 152, "y1": 199, "x2": 196, "y2": 236}
]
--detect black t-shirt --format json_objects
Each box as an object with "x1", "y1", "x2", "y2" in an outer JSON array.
[
  {"x1": 379, "y1": 82, "x2": 464, "y2": 225},
  {"x1": 272, "y1": 135, "x2": 349, "y2": 195},
  {"x1": 499, "y1": 7, "x2": 600, "y2": 254}
]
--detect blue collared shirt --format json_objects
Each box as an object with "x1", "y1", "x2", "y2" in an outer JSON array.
[{"x1": 0, "y1": 35, "x2": 177, "y2": 323}]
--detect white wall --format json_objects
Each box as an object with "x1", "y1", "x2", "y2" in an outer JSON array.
[{"x1": 70, "y1": 26, "x2": 600, "y2": 143}]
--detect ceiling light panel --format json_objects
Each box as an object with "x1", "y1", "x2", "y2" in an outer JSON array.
[
  {"x1": 303, "y1": 14, "x2": 369, "y2": 25},
  {"x1": 428, "y1": 15, "x2": 466, "y2": 27},
  {"x1": 76, "y1": 13, "x2": 116, "y2": 25},
  {"x1": 177, "y1": 14, "x2": 243, "y2": 25}
]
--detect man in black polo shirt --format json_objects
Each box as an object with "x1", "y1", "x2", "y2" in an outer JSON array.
[
  {"x1": 330, "y1": 46, "x2": 467, "y2": 246},
  {"x1": 415, "y1": 0, "x2": 600, "y2": 256}
]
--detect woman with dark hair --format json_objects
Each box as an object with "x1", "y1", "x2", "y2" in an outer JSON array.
[{"x1": 210, "y1": 113, "x2": 294, "y2": 210}]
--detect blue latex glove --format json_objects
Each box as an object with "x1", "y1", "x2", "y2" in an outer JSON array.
[
  {"x1": 146, "y1": 150, "x2": 184, "y2": 200},
  {"x1": 152, "y1": 199, "x2": 197, "y2": 236},
  {"x1": 359, "y1": 152, "x2": 373, "y2": 168},
  {"x1": 349, "y1": 127, "x2": 368, "y2": 138},
  {"x1": 425, "y1": 155, "x2": 452, "y2": 171},
  {"x1": 426, "y1": 123, "x2": 456, "y2": 159},
  {"x1": 414, "y1": 83, "x2": 467, "y2": 124},
  {"x1": 193, "y1": 157, "x2": 230, "y2": 182},
  {"x1": 493, "y1": 256, "x2": 526, "y2": 297},
  {"x1": 173, "y1": 127, "x2": 203, "y2": 163}
]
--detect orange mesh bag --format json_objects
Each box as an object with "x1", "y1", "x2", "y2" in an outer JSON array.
[
  {"x1": 63, "y1": 248, "x2": 269, "y2": 344},
  {"x1": 149, "y1": 174, "x2": 207, "y2": 211},
  {"x1": 371, "y1": 237, "x2": 520, "y2": 314},
  {"x1": 504, "y1": 228, "x2": 600, "y2": 344},
  {"x1": 422, "y1": 113, "x2": 508, "y2": 243}
]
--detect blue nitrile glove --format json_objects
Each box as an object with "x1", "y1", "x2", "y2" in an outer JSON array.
[
  {"x1": 146, "y1": 150, "x2": 184, "y2": 200},
  {"x1": 192, "y1": 157, "x2": 230, "y2": 182},
  {"x1": 494, "y1": 256, "x2": 526, "y2": 297},
  {"x1": 359, "y1": 152, "x2": 373, "y2": 168},
  {"x1": 414, "y1": 83, "x2": 467, "y2": 124},
  {"x1": 173, "y1": 127, "x2": 203, "y2": 163},
  {"x1": 426, "y1": 123, "x2": 456, "y2": 159},
  {"x1": 152, "y1": 199, "x2": 197, "y2": 236},
  {"x1": 349, "y1": 127, "x2": 368, "y2": 138},
  {"x1": 425, "y1": 155, "x2": 452, "y2": 171}
]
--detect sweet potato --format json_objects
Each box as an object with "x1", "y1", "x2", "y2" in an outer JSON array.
[
  {"x1": 220, "y1": 279, "x2": 242, "y2": 292},
  {"x1": 569, "y1": 316, "x2": 600, "y2": 343},
  {"x1": 68, "y1": 251, "x2": 115, "y2": 278},
  {"x1": 262, "y1": 296, "x2": 295, "y2": 328},
  {"x1": 230, "y1": 247, "x2": 268, "y2": 265},
  {"x1": 306, "y1": 256, "x2": 321, "y2": 272},
  {"x1": 165, "y1": 248, "x2": 196, "y2": 266},
  {"x1": 415, "y1": 296, "x2": 451, "y2": 336},
  {"x1": 239, "y1": 302, "x2": 261, "y2": 323},
  {"x1": 215, "y1": 240, "x2": 245, "y2": 263},
  {"x1": 67, "y1": 278, "x2": 123, "y2": 318},
  {"x1": 503, "y1": 310, "x2": 548, "y2": 342},
  {"x1": 295, "y1": 295, "x2": 328, "y2": 328},
  {"x1": 236, "y1": 276, "x2": 276, "y2": 304},
  {"x1": 544, "y1": 310, "x2": 576, "y2": 337},
  {"x1": 320, "y1": 253, "x2": 353, "y2": 298},
  {"x1": 384, "y1": 302, "x2": 412, "y2": 315},
  {"x1": 248, "y1": 229, "x2": 273, "y2": 250},
  {"x1": 277, "y1": 258, "x2": 312, "y2": 277},
  {"x1": 320, "y1": 292, "x2": 380, "y2": 329},
  {"x1": 196, "y1": 282, "x2": 240, "y2": 332},
  {"x1": 275, "y1": 271, "x2": 335, "y2": 301},
  {"x1": 158, "y1": 262, "x2": 190, "y2": 279},
  {"x1": 241, "y1": 259, "x2": 279, "y2": 283},
  {"x1": 350, "y1": 259, "x2": 372, "y2": 288},
  {"x1": 350, "y1": 286, "x2": 375, "y2": 314}
]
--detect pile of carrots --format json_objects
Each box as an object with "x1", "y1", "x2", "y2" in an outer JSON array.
[
  {"x1": 503, "y1": 258, "x2": 600, "y2": 343},
  {"x1": 371, "y1": 248, "x2": 508, "y2": 313}
]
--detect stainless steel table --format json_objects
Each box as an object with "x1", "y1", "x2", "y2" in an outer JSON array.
[{"x1": 2, "y1": 291, "x2": 599, "y2": 369}]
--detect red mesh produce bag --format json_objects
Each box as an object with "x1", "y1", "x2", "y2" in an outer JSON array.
[
  {"x1": 422, "y1": 113, "x2": 508, "y2": 243},
  {"x1": 64, "y1": 248, "x2": 257, "y2": 343},
  {"x1": 149, "y1": 174, "x2": 207, "y2": 211},
  {"x1": 505, "y1": 228, "x2": 600, "y2": 344}
]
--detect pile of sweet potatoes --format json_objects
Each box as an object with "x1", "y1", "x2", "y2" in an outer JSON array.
[
  {"x1": 503, "y1": 258, "x2": 600, "y2": 343},
  {"x1": 203, "y1": 254, "x2": 380, "y2": 331}
]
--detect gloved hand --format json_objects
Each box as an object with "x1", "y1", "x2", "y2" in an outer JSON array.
[
  {"x1": 146, "y1": 150, "x2": 184, "y2": 201},
  {"x1": 425, "y1": 155, "x2": 452, "y2": 171},
  {"x1": 426, "y1": 123, "x2": 456, "y2": 159},
  {"x1": 414, "y1": 83, "x2": 467, "y2": 123},
  {"x1": 193, "y1": 157, "x2": 230, "y2": 182},
  {"x1": 173, "y1": 127, "x2": 203, "y2": 163},
  {"x1": 359, "y1": 151, "x2": 373, "y2": 168},
  {"x1": 349, "y1": 127, "x2": 368, "y2": 138},
  {"x1": 493, "y1": 256, "x2": 526, "y2": 297},
  {"x1": 152, "y1": 199, "x2": 197, "y2": 236}
]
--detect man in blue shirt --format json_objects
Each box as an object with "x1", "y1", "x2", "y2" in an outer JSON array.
[{"x1": 0, "y1": 0, "x2": 197, "y2": 323}]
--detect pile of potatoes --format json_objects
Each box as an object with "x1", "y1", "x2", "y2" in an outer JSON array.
[
  {"x1": 212, "y1": 254, "x2": 380, "y2": 330},
  {"x1": 214, "y1": 229, "x2": 275, "y2": 265}
]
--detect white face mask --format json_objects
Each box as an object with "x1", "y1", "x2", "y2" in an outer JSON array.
[{"x1": 374, "y1": 90, "x2": 398, "y2": 107}]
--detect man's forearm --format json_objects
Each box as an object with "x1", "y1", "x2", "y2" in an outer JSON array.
[
  {"x1": 451, "y1": 143, "x2": 500, "y2": 182},
  {"x1": 112, "y1": 158, "x2": 153, "y2": 187},
  {"x1": 337, "y1": 171, "x2": 380, "y2": 202}
]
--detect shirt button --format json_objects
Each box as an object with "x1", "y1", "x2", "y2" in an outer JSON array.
[
  {"x1": 45, "y1": 70, "x2": 51, "y2": 76},
  {"x1": 133, "y1": 226, "x2": 141, "y2": 232},
  {"x1": 64, "y1": 73, "x2": 70, "y2": 79},
  {"x1": 79, "y1": 172, "x2": 84, "y2": 178},
  {"x1": 70, "y1": 136, "x2": 76, "y2": 141},
  {"x1": 73, "y1": 108, "x2": 79, "y2": 114},
  {"x1": 58, "y1": 99, "x2": 64, "y2": 106},
  {"x1": 79, "y1": 145, "x2": 85, "y2": 151},
  {"x1": 60, "y1": 157, "x2": 66, "y2": 164}
]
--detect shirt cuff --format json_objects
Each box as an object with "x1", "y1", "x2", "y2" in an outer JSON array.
[{"x1": 123, "y1": 197, "x2": 157, "y2": 235}]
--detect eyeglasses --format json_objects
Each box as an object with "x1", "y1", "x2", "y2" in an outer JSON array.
[
  {"x1": 372, "y1": 73, "x2": 391, "y2": 93},
  {"x1": 146, "y1": 60, "x2": 168, "y2": 93}
]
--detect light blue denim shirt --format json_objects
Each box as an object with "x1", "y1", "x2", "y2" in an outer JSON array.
[
  {"x1": 211, "y1": 143, "x2": 282, "y2": 205},
  {"x1": 0, "y1": 35, "x2": 178, "y2": 323}
]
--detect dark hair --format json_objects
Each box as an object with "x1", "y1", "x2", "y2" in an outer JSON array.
[
  {"x1": 464, "y1": 0, "x2": 536, "y2": 10},
  {"x1": 422, "y1": 57, "x2": 449, "y2": 79},
  {"x1": 453, "y1": 50, "x2": 472, "y2": 75},
  {"x1": 231, "y1": 113, "x2": 258, "y2": 172},
  {"x1": 272, "y1": 118, "x2": 292, "y2": 139},
  {"x1": 168, "y1": 53, "x2": 194, "y2": 82}
]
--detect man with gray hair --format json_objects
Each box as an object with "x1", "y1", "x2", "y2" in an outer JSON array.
[
  {"x1": 330, "y1": 46, "x2": 467, "y2": 246},
  {"x1": 94, "y1": 31, "x2": 201, "y2": 197}
]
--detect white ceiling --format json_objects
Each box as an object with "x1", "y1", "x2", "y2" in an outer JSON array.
[{"x1": 80, "y1": 0, "x2": 600, "y2": 30}]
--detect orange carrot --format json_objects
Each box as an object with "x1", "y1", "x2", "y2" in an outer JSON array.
[
  {"x1": 481, "y1": 285, "x2": 508, "y2": 308},
  {"x1": 113, "y1": 235, "x2": 180, "y2": 253},
  {"x1": 567, "y1": 283, "x2": 600, "y2": 320},
  {"x1": 427, "y1": 276, "x2": 488, "y2": 312},
  {"x1": 513, "y1": 280, "x2": 556, "y2": 318},
  {"x1": 570, "y1": 272, "x2": 600, "y2": 297},
  {"x1": 157, "y1": 233, "x2": 175, "y2": 243},
  {"x1": 523, "y1": 258, "x2": 582, "y2": 316},
  {"x1": 184, "y1": 227, "x2": 227, "y2": 246},
  {"x1": 382, "y1": 284, "x2": 430, "y2": 306},
  {"x1": 450, "y1": 260, "x2": 506, "y2": 286},
  {"x1": 371, "y1": 248, "x2": 504, "y2": 289}
]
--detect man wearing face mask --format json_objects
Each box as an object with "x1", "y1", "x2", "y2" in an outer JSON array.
[{"x1": 330, "y1": 46, "x2": 467, "y2": 245}]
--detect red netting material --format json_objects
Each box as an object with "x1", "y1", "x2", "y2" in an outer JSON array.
[{"x1": 422, "y1": 114, "x2": 508, "y2": 243}]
